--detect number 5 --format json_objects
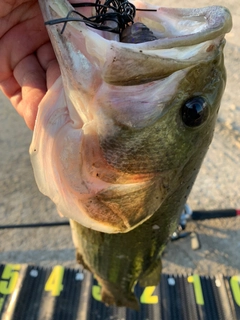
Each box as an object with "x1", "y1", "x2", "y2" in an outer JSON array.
[{"x1": 0, "y1": 264, "x2": 21, "y2": 295}]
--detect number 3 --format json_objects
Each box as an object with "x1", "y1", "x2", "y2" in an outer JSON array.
[
  {"x1": 230, "y1": 275, "x2": 240, "y2": 307},
  {"x1": 92, "y1": 284, "x2": 102, "y2": 301}
]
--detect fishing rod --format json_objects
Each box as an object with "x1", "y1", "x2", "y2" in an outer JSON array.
[
  {"x1": 0, "y1": 207, "x2": 239, "y2": 229},
  {"x1": 170, "y1": 205, "x2": 240, "y2": 249},
  {"x1": 0, "y1": 207, "x2": 238, "y2": 251}
]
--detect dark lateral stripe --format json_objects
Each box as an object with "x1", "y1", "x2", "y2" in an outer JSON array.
[{"x1": 0, "y1": 264, "x2": 239, "y2": 320}]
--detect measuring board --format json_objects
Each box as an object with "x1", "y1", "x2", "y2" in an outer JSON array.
[{"x1": 0, "y1": 264, "x2": 239, "y2": 320}]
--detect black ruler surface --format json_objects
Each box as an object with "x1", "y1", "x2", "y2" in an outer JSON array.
[{"x1": 0, "y1": 264, "x2": 239, "y2": 320}]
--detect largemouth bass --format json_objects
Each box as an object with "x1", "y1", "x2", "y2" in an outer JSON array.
[{"x1": 31, "y1": 0, "x2": 232, "y2": 308}]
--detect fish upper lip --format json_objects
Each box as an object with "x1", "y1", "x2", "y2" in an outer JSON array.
[
  {"x1": 40, "y1": 1, "x2": 232, "y2": 86},
  {"x1": 62, "y1": 1, "x2": 232, "y2": 48},
  {"x1": 143, "y1": 5, "x2": 232, "y2": 49},
  {"x1": 44, "y1": 1, "x2": 232, "y2": 48}
]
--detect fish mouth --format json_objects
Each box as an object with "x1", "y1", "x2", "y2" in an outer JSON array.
[
  {"x1": 130, "y1": 3, "x2": 232, "y2": 49},
  {"x1": 41, "y1": 0, "x2": 232, "y2": 85},
  {"x1": 45, "y1": 1, "x2": 232, "y2": 48}
]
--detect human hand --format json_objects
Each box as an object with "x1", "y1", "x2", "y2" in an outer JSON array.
[{"x1": 0, "y1": 0, "x2": 60, "y2": 130}]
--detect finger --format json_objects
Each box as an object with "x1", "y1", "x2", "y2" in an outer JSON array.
[
  {"x1": 0, "y1": 0, "x2": 33, "y2": 19},
  {"x1": 0, "y1": 75, "x2": 21, "y2": 102},
  {"x1": 13, "y1": 54, "x2": 47, "y2": 130},
  {"x1": 36, "y1": 42, "x2": 61, "y2": 89},
  {"x1": 0, "y1": 3, "x2": 48, "y2": 83}
]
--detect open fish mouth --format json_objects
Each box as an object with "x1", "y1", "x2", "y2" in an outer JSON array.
[
  {"x1": 44, "y1": 0, "x2": 232, "y2": 46},
  {"x1": 40, "y1": 0, "x2": 232, "y2": 85},
  {"x1": 31, "y1": 1, "x2": 232, "y2": 233}
]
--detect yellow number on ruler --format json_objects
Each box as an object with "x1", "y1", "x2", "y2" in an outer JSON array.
[
  {"x1": 0, "y1": 297, "x2": 4, "y2": 312},
  {"x1": 230, "y1": 275, "x2": 240, "y2": 306},
  {"x1": 188, "y1": 275, "x2": 204, "y2": 305},
  {"x1": 92, "y1": 283, "x2": 102, "y2": 301},
  {"x1": 44, "y1": 265, "x2": 64, "y2": 296},
  {"x1": 0, "y1": 264, "x2": 21, "y2": 295},
  {"x1": 140, "y1": 286, "x2": 158, "y2": 304}
]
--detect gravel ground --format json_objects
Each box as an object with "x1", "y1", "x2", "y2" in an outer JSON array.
[{"x1": 0, "y1": 0, "x2": 239, "y2": 278}]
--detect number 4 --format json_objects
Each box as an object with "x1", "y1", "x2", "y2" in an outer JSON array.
[{"x1": 44, "y1": 265, "x2": 64, "y2": 296}]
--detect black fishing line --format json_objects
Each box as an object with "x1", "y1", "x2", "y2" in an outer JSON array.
[{"x1": 44, "y1": 0, "x2": 156, "y2": 35}]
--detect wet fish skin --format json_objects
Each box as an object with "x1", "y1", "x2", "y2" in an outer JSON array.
[
  {"x1": 69, "y1": 49, "x2": 226, "y2": 309},
  {"x1": 32, "y1": 0, "x2": 232, "y2": 308}
]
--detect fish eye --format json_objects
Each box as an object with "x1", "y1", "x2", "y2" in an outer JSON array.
[{"x1": 181, "y1": 96, "x2": 209, "y2": 127}]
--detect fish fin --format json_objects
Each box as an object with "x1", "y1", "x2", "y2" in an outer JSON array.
[
  {"x1": 138, "y1": 259, "x2": 162, "y2": 287},
  {"x1": 75, "y1": 250, "x2": 91, "y2": 272},
  {"x1": 100, "y1": 280, "x2": 139, "y2": 310},
  {"x1": 75, "y1": 249, "x2": 139, "y2": 309}
]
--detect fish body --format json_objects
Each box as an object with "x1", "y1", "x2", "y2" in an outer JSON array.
[{"x1": 31, "y1": 0, "x2": 232, "y2": 308}]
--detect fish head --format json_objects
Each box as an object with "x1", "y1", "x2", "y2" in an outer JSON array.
[{"x1": 30, "y1": 0, "x2": 232, "y2": 233}]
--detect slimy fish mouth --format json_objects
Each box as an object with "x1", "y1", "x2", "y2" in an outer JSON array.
[
  {"x1": 38, "y1": 0, "x2": 232, "y2": 88},
  {"x1": 44, "y1": 0, "x2": 231, "y2": 46}
]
